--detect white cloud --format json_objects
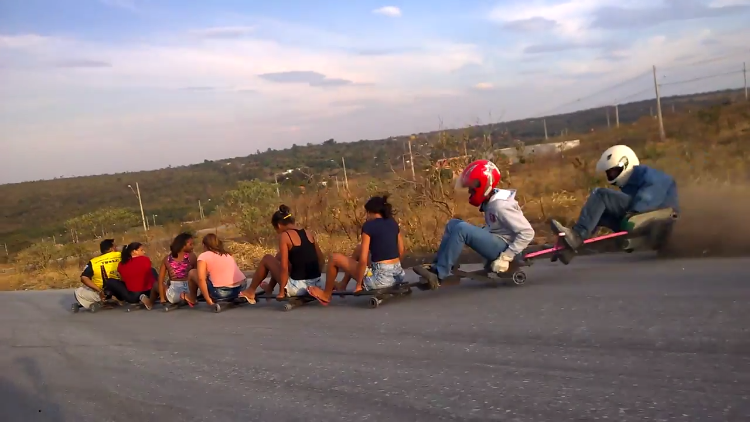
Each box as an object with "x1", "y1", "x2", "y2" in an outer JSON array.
[
  {"x1": 373, "y1": 6, "x2": 402, "y2": 17},
  {"x1": 474, "y1": 82, "x2": 494, "y2": 89},
  {"x1": 490, "y1": 0, "x2": 652, "y2": 41},
  {"x1": 0, "y1": 34, "x2": 53, "y2": 49},
  {"x1": 188, "y1": 26, "x2": 256, "y2": 39}
]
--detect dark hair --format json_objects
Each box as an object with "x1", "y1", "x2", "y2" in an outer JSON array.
[
  {"x1": 364, "y1": 195, "x2": 393, "y2": 219},
  {"x1": 271, "y1": 205, "x2": 295, "y2": 228},
  {"x1": 100, "y1": 239, "x2": 115, "y2": 254},
  {"x1": 202, "y1": 233, "x2": 230, "y2": 256},
  {"x1": 121, "y1": 242, "x2": 142, "y2": 265},
  {"x1": 170, "y1": 232, "x2": 193, "y2": 258}
]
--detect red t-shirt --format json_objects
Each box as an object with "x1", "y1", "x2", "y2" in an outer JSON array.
[{"x1": 117, "y1": 256, "x2": 156, "y2": 292}]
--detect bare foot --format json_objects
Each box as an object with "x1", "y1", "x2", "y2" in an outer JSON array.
[{"x1": 306, "y1": 286, "x2": 331, "y2": 306}]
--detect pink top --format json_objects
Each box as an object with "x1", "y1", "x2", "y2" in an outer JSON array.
[{"x1": 197, "y1": 251, "x2": 245, "y2": 288}]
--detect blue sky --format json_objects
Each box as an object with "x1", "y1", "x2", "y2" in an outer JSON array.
[{"x1": 1, "y1": 0, "x2": 749, "y2": 183}]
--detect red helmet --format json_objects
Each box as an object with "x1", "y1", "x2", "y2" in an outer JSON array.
[{"x1": 455, "y1": 159, "x2": 501, "y2": 207}]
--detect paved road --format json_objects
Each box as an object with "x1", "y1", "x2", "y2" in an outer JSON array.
[{"x1": 1, "y1": 253, "x2": 749, "y2": 422}]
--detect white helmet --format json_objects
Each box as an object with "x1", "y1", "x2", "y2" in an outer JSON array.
[{"x1": 595, "y1": 145, "x2": 640, "y2": 187}]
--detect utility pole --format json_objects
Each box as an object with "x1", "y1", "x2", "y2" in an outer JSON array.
[
  {"x1": 543, "y1": 119, "x2": 548, "y2": 140},
  {"x1": 653, "y1": 65, "x2": 666, "y2": 142},
  {"x1": 408, "y1": 136, "x2": 416, "y2": 180},
  {"x1": 4, "y1": 243, "x2": 8, "y2": 257},
  {"x1": 615, "y1": 104, "x2": 620, "y2": 128},
  {"x1": 606, "y1": 108, "x2": 610, "y2": 129},
  {"x1": 152, "y1": 215, "x2": 157, "y2": 227},
  {"x1": 744, "y1": 62, "x2": 747, "y2": 101},
  {"x1": 129, "y1": 183, "x2": 148, "y2": 234},
  {"x1": 341, "y1": 157, "x2": 349, "y2": 190},
  {"x1": 274, "y1": 174, "x2": 280, "y2": 197},
  {"x1": 198, "y1": 200, "x2": 204, "y2": 220}
]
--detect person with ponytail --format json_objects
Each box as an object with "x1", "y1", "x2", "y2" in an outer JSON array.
[
  {"x1": 180, "y1": 233, "x2": 247, "y2": 307},
  {"x1": 109, "y1": 242, "x2": 159, "y2": 309},
  {"x1": 307, "y1": 194, "x2": 405, "y2": 306},
  {"x1": 238, "y1": 205, "x2": 325, "y2": 303},
  {"x1": 157, "y1": 233, "x2": 198, "y2": 305}
]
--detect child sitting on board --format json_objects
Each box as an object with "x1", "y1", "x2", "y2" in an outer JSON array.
[
  {"x1": 550, "y1": 144, "x2": 679, "y2": 263},
  {"x1": 413, "y1": 159, "x2": 536, "y2": 289}
]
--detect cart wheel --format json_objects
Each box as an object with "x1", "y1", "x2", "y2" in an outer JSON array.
[
  {"x1": 368, "y1": 297, "x2": 380, "y2": 309},
  {"x1": 511, "y1": 271, "x2": 527, "y2": 286},
  {"x1": 283, "y1": 303, "x2": 294, "y2": 312}
]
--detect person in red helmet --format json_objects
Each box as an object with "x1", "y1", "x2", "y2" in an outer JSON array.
[{"x1": 413, "y1": 159, "x2": 535, "y2": 288}]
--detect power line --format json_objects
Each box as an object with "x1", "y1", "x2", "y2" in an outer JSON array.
[
  {"x1": 531, "y1": 70, "x2": 651, "y2": 118},
  {"x1": 661, "y1": 47, "x2": 750, "y2": 71},
  {"x1": 659, "y1": 70, "x2": 744, "y2": 87}
]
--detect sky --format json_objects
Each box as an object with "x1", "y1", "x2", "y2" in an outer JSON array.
[{"x1": 1, "y1": 0, "x2": 749, "y2": 184}]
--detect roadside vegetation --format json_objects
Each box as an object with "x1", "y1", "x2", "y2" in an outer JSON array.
[{"x1": 2, "y1": 95, "x2": 748, "y2": 291}]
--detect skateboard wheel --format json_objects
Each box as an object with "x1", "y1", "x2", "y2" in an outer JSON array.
[
  {"x1": 213, "y1": 303, "x2": 222, "y2": 313},
  {"x1": 368, "y1": 297, "x2": 380, "y2": 309},
  {"x1": 283, "y1": 303, "x2": 294, "y2": 312},
  {"x1": 71, "y1": 303, "x2": 80, "y2": 313},
  {"x1": 89, "y1": 303, "x2": 101, "y2": 313},
  {"x1": 511, "y1": 271, "x2": 527, "y2": 286}
]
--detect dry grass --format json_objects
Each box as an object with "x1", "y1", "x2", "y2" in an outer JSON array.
[{"x1": 2, "y1": 101, "x2": 749, "y2": 291}]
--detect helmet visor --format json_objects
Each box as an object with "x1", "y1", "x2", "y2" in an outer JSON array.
[
  {"x1": 605, "y1": 166, "x2": 624, "y2": 182},
  {"x1": 454, "y1": 174, "x2": 479, "y2": 193}
]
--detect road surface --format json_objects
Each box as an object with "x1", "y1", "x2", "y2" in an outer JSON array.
[{"x1": 1, "y1": 252, "x2": 748, "y2": 422}]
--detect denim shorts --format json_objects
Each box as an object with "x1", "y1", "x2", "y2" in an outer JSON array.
[
  {"x1": 207, "y1": 277, "x2": 247, "y2": 301},
  {"x1": 166, "y1": 281, "x2": 189, "y2": 304},
  {"x1": 363, "y1": 262, "x2": 406, "y2": 291},
  {"x1": 285, "y1": 276, "x2": 324, "y2": 297}
]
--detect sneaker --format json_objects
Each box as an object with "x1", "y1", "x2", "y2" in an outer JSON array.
[
  {"x1": 413, "y1": 264, "x2": 440, "y2": 290},
  {"x1": 550, "y1": 219, "x2": 583, "y2": 251}
]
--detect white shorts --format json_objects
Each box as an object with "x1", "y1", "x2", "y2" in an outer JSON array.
[
  {"x1": 166, "y1": 281, "x2": 189, "y2": 304},
  {"x1": 285, "y1": 277, "x2": 324, "y2": 297}
]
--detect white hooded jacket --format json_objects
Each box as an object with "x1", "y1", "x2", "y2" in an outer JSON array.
[{"x1": 479, "y1": 188, "x2": 535, "y2": 257}]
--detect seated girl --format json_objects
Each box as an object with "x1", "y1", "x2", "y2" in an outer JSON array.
[
  {"x1": 110, "y1": 242, "x2": 159, "y2": 310},
  {"x1": 307, "y1": 195, "x2": 405, "y2": 305},
  {"x1": 181, "y1": 233, "x2": 247, "y2": 307},
  {"x1": 238, "y1": 205, "x2": 326, "y2": 303},
  {"x1": 157, "y1": 232, "x2": 198, "y2": 305}
]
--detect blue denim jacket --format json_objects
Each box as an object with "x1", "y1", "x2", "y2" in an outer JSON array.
[{"x1": 620, "y1": 165, "x2": 680, "y2": 214}]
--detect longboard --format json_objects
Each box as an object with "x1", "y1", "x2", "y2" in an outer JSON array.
[
  {"x1": 71, "y1": 297, "x2": 126, "y2": 313},
  {"x1": 331, "y1": 281, "x2": 419, "y2": 309}
]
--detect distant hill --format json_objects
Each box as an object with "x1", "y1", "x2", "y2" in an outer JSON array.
[{"x1": 1, "y1": 88, "x2": 744, "y2": 252}]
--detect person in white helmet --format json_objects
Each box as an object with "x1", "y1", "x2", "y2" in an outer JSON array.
[{"x1": 549, "y1": 144, "x2": 679, "y2": 261}]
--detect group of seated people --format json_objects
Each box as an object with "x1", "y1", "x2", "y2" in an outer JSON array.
[
  {"x1": 74, "y1": 144, "x2": 679, "y2": 310},
  {"x1": 73, "y1": 195, "x2": 407, "y2": 310}
]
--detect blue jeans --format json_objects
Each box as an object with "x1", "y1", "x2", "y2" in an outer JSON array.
[
  {"x1": 206, "y1": 277, "x2": 247, "y2": 301},
  {"x1": 433, "y1": 219, "x2": 508, "y2": 280},
  {"x1": 572, "y1": 188, "x2": 631, "y2": 239}
]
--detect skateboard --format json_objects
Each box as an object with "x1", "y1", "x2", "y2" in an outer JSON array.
[
  {"x1": 70, "y1": 297, "x2": 125, "y2": 313},
  {"x1": 331, "y1": 281, "x2": 419, "y2": 309}
]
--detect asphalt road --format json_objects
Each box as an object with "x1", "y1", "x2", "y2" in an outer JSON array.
[{"x1": 1, "y1": 252, "x2": 749, "y2": 422}]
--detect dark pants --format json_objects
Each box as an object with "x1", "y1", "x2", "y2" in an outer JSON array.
[
  {"x1": 105, "y1": 269, "x2": 159, "y2": 304},
  {"x1": 105, "y1": 279, "x2": 153, "y2": 304},
  {"x1": 573, "y1": 188, "x2": 631, "y2": 239}
]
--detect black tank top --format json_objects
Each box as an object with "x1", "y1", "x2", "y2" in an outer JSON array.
[{"x1": 287, "y1": 229, "x2": 321, "y2": 280}]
